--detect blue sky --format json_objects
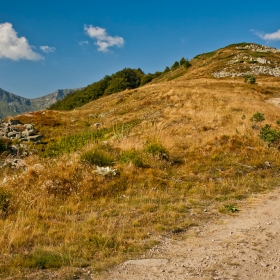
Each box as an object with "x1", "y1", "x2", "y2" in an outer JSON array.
[{"x1": 1, "y1": 0, "x2": 280, "y2": 98}]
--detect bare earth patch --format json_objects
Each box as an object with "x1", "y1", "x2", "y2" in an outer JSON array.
[
  {"x1": 102, "y1": 188, "x2": 280, "y2": 280},
  {"x1": 266, "y1": 98, "x2": 280, "y2": 107}
]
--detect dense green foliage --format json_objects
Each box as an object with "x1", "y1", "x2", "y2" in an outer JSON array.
[
  {"x1": 260, "y1": 124, "x2": 280, "y2": 143},
  {"x1": 171, "y1": 61, "x2": 180, "y2": 70},
  {"x1": 180, "y1": 57, "x2": 192, "y2": 68},
  {"x1": 49, "y1": 68, "x2": 144, "y2": 111}
]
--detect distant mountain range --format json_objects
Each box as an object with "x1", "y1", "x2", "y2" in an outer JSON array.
[{"x1": 0, "y1": 88, "x2": 78, "y2": 118}]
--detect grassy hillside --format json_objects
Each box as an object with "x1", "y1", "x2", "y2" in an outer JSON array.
[
  {"x1": 1, "y1": 43, "x2": 280, "y2": 279},
  {"x1": 49, "y1": 59, "x2": 191, "y2": 111}
]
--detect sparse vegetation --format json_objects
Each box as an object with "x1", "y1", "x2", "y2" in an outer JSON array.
[
  {"x1": 244, "y1": 74, "x2": 256, "y2": 84},
  {"x1": 2, "y1": 43, "x2": 280, "y2": 279}
]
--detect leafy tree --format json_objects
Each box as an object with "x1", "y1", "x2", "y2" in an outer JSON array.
[
  {"x1": 171, "y1": 61, "x2": 179, "y2": 70},
  {"x1": 104, "y1": 68, "x2": 142, "y2": 95},
  {"x1": 141, "y1": 74, "x2": 153, "y2": 86},
  {"x1": 49, "y1": 68, "x2": 143, "y2": 111},
  {"x1": 180, "y1": 57, "x2": 192, "y2": 68},
  {"x1": 164, "y1": 66, "x2": 170, "y2": 72}
]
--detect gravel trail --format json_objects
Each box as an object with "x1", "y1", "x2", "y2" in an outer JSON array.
[{"x1": 103, "y1": 189, "x2": 280, "y2": 280}]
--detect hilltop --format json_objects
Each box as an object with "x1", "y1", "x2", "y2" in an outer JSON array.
[{"x1": 1, "y1": 42, "x2": 280, "y2": 279}]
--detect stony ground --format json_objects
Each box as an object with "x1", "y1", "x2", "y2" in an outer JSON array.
[{"x1": 101, "y1": 188, "x2": 280, "y2": 280}]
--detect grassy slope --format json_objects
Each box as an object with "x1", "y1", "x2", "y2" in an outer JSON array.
[{"x1": 1, "y1": 44, "x2": 280, "y2": 278}]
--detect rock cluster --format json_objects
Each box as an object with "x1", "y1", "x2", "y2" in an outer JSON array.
[
  {"x1": 0, "y1": 119, "x2": 43, "y2": 143},
  {"x1": 227, "y1": 53, "x2": 273, "y2": 65},
  {"x1": 0, "y1": 119, "x2": 42, "y2": 169},
  {"x1": 213, "y1": 65, "x2": 280, "y2": 78},
  {"x1": 235, "y1": 44, "x2": 280, "y2": 53}
]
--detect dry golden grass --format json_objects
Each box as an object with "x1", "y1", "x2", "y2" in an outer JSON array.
[{"x1": 1, "y1": 46, "x2": 280, "y2": 278}]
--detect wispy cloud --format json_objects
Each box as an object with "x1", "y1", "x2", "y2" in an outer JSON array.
[
  {"x1": 79, "y1": 40, "x2": 88, "y2": 46},
  {"x1": 0, "y1": 22, "x2": 43, "y2": 61},
  {"x1": 254, "y1": 29, "x2": 280, "y2": 41},
  {"x1": 40, "y1": 45, "x2": 56, "y2": 53},
  {"x1": 84, "y1": 25, "x2": 124, "y2": 52}
]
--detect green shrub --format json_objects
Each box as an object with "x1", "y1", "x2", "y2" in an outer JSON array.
[
  {"x1": 14, "y1": 249, "x2": 65, "y2": 269},
  {"x1": 260, "y1": 124, "x2": 280, "y2": 143},
  {"x1": 249, "y1": 76, "x2": 256, "y2": 84},
  {"x1": 250, "y1": 112, "x2": 265, "y2": 123},
  {"x1": 171, "y1": 61, "x2": 179, "y2": 70},
  {"x1": 180, "y1": 57, "x2": 192, "y2": 68},
  {"x1": 0, "y1": 187, "x2": 13, "y2": 218},
  {"x1": 244, "y1": 75, "x2": 256, "y2": 84},
  {"x1": 145, "y1": 142, "x2": 169, "y2": 160},
  {"x1": 118, "y1": 149, "x2": 146, "y2": 167},
  {"x1": 140, "y1": 74, "x2": 154, "y2": 86},
  {"x1": 81, "y1": 149, "x2": 114, "y2": 166},
  {"x1": 164, "y1": 66, "x2": 170, "y2": 72}
]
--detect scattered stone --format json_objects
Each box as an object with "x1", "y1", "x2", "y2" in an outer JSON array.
[
  {"x1": 95, "y1": 166, "x2": 117, "y2": 176},
  {"x1": 0, "y1": 119, "x2": 43, "y2": 143}
]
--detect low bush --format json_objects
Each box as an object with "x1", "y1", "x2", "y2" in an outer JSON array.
[
  {"x1": 260, "y1": 124, "x2": 280, "y2": 143},
  {"x1": 118, "y1": 149, "x2": 146, "y2": 167},
  {"x1": 145, "y1": 142, "x2": 169, "y2": 160},
  {"x1": 81, "y1": 149, "x2": 114, "y2": 166},
  {"x1": 0, "y1": 187, "x2": 13, "y2": 218}
]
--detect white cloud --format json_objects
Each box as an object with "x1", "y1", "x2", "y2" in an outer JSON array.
[
  {"x1": 0, "y1": 22, "x2": 43, "y2": 61},
  {"x1": 84, "y1": 25, "x2": 124, "y2": 52},
  {"x1": 79, "y1": 40, "x2": 88, "y2": 46},
  {"x1": 255, "y1": 29, "x2": 280, "y2": 41},
  {"x1": 40, "y1": 45, "x2": 56, "y2": 53}
]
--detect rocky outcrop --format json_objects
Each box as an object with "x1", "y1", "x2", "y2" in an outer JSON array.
[
  {"x1": 213, "y1": 65, "x2": 280, "y2": 78},
  {"x1": 213, "y1": 44, "x2": 280, "y2": 78},
  {"x1": 0, "y1": 119, "x2": 42, "y2": 168},
  {"x1": 0, "y1": 119, "x2": 43, "y2": 143},
  {"x1": 235, "y1": 44, "x2": 280, "y2": 53}
]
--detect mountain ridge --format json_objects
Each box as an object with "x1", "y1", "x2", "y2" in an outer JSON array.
[{"x1": 0, "y1": 87, "x2": 80, "y2": 118}]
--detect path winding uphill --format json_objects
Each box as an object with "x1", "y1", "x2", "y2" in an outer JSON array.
[{"x1": 102, "y1": 189, "x2": 280, "y2": 280}]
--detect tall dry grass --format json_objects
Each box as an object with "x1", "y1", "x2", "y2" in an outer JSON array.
[{"x1": 1, "y1": 74, "x2": 280, "y2": 278}]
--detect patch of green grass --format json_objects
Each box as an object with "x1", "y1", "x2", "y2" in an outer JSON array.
[
  {"x1": 145, "y1": 141, "x2": 169, "y2": 160},
  {"x1": 81, "y1": 148, "x2": 115, "y2": 166},
  {"x1": 167, "y1": 72, "x2": 185, "y2": 81},
  {"x1": 0, "y1": 187, "x2": 13, "y2": 218},
  {"x1": 222, "y1": 204, "x2": 239, "y2": 213},
  {"x1": 118, "y1": 149, "x2": 146, "y2": 167},
  {"x1": 41, "y1": 129, "x2": 107, "y2": 157},
  {"x1": 193, "y1": 51, "x2": 216, "y2": 59},
  {"x1": 13, "y1": 249, "x2": 66, "y2": 269}
]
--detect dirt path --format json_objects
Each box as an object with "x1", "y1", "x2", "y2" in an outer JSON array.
[{"x1": 102, "y1": 189, "x2": 280, "y2": 280}]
